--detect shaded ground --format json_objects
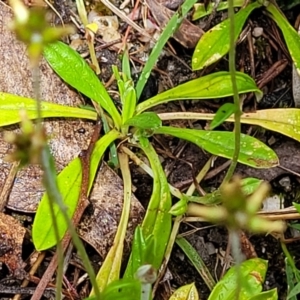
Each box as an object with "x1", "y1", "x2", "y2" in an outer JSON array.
[{"x1": 1, "y1": 0, "x2": 300, "y2": 299}]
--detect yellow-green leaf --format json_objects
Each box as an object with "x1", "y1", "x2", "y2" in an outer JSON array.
[
  {"x1": 0, "y1": 92, "x2": 97, "y2": 127},
  {"x1": 169, "y1": 283, "x2": 199, "y2": 300},
  {"x1": 208, "y1": 258, "x2": 268, "y2": 300},
  {"x1": 192, "y1": 2, "x2": 261, "y2": 70},
  {"x1": 240, "y1": 109, "x2": 300, "y2": 142},
  {"x1": 159, "y1": 108, "x2": 300, "y2": 142},
  {"x1": 249, "y1": 288, "x2": 278, "y2": 300},
  {"x1": 136, "y1": 72, "x2": 262, "y2": 114}
]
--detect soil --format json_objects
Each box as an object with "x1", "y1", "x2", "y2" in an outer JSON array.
[{"x1": 1, "y1": 0, "x2": 300, "y2": 299}]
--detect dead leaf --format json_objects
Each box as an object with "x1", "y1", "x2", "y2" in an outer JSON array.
[
  {"x1": 78, "y1": 162, "x2": 144, "y2": 258},
  {"x1": 146, "y1": 0, "x2": 203, "y2": 48},
  {"x1": 0, "y1": 212, "x2": 27, "y2": 279},
  {"x1": 0, "y1": 3, "x2": 94, "y2": 212}
]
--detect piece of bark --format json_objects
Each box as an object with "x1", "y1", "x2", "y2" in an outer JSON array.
[
  {"x1": 0, "y1": 212, "x2": 27, "y2": 279},
  {"x1": 77, "y1": 162, "x2": 144, "y2": 258},
  {"x1": 146, "y1": 0, "x2": 203, "y2": 48}
]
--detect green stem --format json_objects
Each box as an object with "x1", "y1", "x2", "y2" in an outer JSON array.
[
  {"x1": 230, "y1": 230, "x2": 242, "y2": 300},
  {"x1": 222, "y1": 0, "x2": 241, "y2": 184}
]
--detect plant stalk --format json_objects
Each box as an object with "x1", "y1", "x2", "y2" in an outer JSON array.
[{"x1": 222, "y1": 0, "x2": 242, "y2": 185}]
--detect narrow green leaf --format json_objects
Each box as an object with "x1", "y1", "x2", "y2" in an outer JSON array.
[
  {"x1": 208, "y1": 258, "x2": 268, "y2": 300},
  {"x1": 122, "y1": 50, "x2": 132, "y2": 80},
  {"x1": 121, "y1": 84, "x2": 136, "y2": 125},
  {"x1": 138, "y1": 136, "x2": 172, "y2": 269},
  {"x1": 124, "y1": 227, "x2": 147, "y2": 278},
  {"x1": 135, "y1": 0, "x2": 199, "y2": 99},
  {"x1": 248, "y1": 289, "x2": 278, "y2": 300},
  {"x1": 154, "y1": 126, "x2": 278, "y2": 168},
  {"x1": 192, "y1": 0, "x2": 244, "y2": 21},
  {"x1": 43, "y1": 41, "x2": 122, "y2": 127},
  {"x1": 91, "y1": 153, "x2": 133, "y2": 294},
  {"x1": 113, "y1": 65, "x2": 136, "y2": 125},
  {"x1": 176, "y1": 237, "x2": 216, "y2": 290},
  {"x1": 124, "y1": 230, "x2": 155, "y2": 279},
  {"x1": 267, "y1": 3, "x2": 300, "y2": 75},
  {"x1": 121, "y1": 51, "x2": 136, "y2": 124},
  {"x1": 209, "y1": 103, "x2": 237, "y2": 130},
  {"x1": 32, "y1": 130, "x2": 120, "y2": 251},
  {"x1": 192, "y1": 2, "x2": 261, "y2": 70},
  {"x1": 124, "y1": 112, "x2": 162, "y2": 130},
  {"x1": 286, "y1": 258, "x2": 298, "y2": 300},
  {"x1": 136, "y1": 72, "x2": 262, "y2": 114},
  {"x1": 168, "y1": 283, "x2": 199, "y2": 300},
  {"x1": 0, "y1": 92, "x2": 97, "y2": 127}
]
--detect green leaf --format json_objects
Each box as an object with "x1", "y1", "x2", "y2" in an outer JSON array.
[
  {"x1": 169, "y1": 196, "x2": 188, "y2": 216},
  {"x1": 209, "y1": 103, "x2": 237, "y2": 130},
  {"x1": 176, "y1": 237, "x2": 216, "y2": 290},
  {"x1": 136, "y1": 72, "x2": 262, "y2": 114},
  {"x1": 266, "y1": 3, "x2": 300, "y2": 75},
  {"x1": 92, "y1": 153, "x2": 133, "y2": 294},
  {"x1": 134, "y1": 136, "x2": 172, "y2": 270},
  {"x1": 124, "y1": 227, "x2": 147, "y2": 278},
  {"x1": 32, "y1": 130, "x2": 120, "y2": 251},
  {"x1": 241, "y1": 177, "x2": 263, "y2": 195},
  {"x1": 124, "y1": 112, "x2": 162, "y2": 130},
  {"x1": 101, "y1": 279, "x2": 141, "y2": 300},
  {"x1": 122, "y1": 49, "x2": 132, "y2": 80},
  {"x1": 112, "y1": 65, "x2": 136, "y2": 125},
  {"x1": 33, "y1": 157, "x2": 82, "y2": 251},
  {"x1": 192, "y1": 0, "x2": 244, "y2": 21},
  {"x1": 154, "y1": 126, "x2": 278, "y2": 168},
  {"x1": 135, "y1": 0, "x2": 199, "y2": 99},
  {"x1": 121, "y1": 52, "x2": 136, "y2": 124},
  {"x1": 286, "y1": 258, "x2": 298, "y2": 300},
  {"x1": 192, "y1": 2, "x2": 261, "y2": 70},
  {"x1": 208, "y1": 258, "x2": 268, "y2": 300},
  {"x1": 0, "y1": 92, "x2": 97, "y2": 127},
  {"x1": 248, "y1": 289, "x2": 278, "y2": 300},
  {"x1": 43, "y1": 41, "x2": 122, "y2": 127},
  {"x1": 168, "y1": 283, "x2": 199, "y2": 300}
]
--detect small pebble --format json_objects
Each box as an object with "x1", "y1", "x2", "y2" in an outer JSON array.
[{"x1": 252, "y1": 27, "x2": 263, "y2": 38}]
